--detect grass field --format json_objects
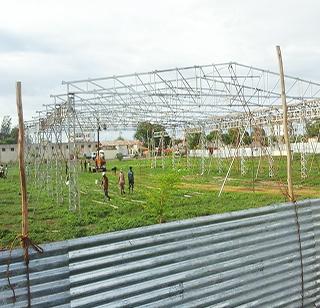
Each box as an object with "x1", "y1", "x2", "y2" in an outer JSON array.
[{"x1": 1, "y1": 154, "x2": 320, "y2": 248}]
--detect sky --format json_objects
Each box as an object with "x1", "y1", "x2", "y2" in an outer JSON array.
[{"x1": 1, "y1": 0, "x2": 320, "y2": 131}]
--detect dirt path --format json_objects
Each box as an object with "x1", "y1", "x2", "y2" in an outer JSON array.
[{"x1": 180, "y1": 181, "x2": 320, "y2": 198}]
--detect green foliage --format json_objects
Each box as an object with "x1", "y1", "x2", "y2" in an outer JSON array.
[
  {"x1": 228, "y1": 128, "x2": 240, "y2": 146},
  {"x1": 0, "y1": 116, "x2": 11, "y2": 137},
  {"x1": 1, "y1": 156, "x2": 319, "y2": 248},
  {"x1": 187, "y1": 132, "x2": 201, "y2": 149},
  {"x1": 220, "y1": 129, "x2": 251, "y2": 146},
  {"x1": 0, "y1": 116, "x2": 18, "y2": 144},
  {"x1": 116, "y1": 152, "x2": 124, "y2": 161},
  {"x1": 243, "y1": 131, "x2": 252, "y2": 145},
  {"x1": 252, "y1": 127, "x2": 267, "y2": 146},
  {"x1": 147, "y1": 171, "x2": 181, "y2": 223},
  {"x1": 134, "y1": 121, "x2": 170, "y2": 147},
  {"x1": 206, "y1": 131, "x2": 218, "y2": 142},
  {"x1": 306, "y1": 120, "x2": 320, "y2": 139},
  {"x1": 221, "y1": 133, "x2": 231, "y2": 145}
]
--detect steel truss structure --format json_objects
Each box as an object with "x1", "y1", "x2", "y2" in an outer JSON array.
[{"x1": 25, "y1": 62, "x2": 320, "y2": 210}]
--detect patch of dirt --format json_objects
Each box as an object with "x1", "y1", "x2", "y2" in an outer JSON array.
[{"x1": 180, "y1": 181, "x2": 320, "y2": 198}]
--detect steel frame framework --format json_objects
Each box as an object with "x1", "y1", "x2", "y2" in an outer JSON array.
[{"x1": 25, "y1": 62, "x2": 320, "y2": 210}]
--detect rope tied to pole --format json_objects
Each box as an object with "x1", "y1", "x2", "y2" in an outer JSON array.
[
  {"x1": 21, "y1": 235, "x2": 44, "y2": 307},
  {"x1": 6, "y1": 234, "x2": 43, "y2": 306}
]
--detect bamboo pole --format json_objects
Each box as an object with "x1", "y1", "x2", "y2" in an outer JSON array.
[
  {"x1": 16, "y1": 81, "x2": 29, "y2": 236},
  {"x1": 276, "y1": 46, "x2": 295, "y2": 202}
]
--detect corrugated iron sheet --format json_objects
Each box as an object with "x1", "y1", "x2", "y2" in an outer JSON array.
[
  {"x1": 1, "y1": 199, "x2": 320, "y2": 307},
  {"x1": 0, "y1": 240, "x2": 70, "y2": 307}
]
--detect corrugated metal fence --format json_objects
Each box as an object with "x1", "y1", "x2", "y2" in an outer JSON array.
[{"x1": 1, "y1": 199, "x2": 320, "y2": 307}]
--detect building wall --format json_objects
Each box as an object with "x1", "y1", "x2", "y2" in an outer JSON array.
[
  {"x1": 0, "y1": 144, "x2": 18, "y2": 163},
  {"x1": 0, "y1": 142, "x2": 125, "y2": 163}
]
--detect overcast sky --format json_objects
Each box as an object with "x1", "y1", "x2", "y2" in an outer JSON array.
[{"x1": 1, "y1": 0, "x2": 320, "y2": 127}]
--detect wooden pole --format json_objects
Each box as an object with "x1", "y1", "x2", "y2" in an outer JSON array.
[
  {"x1": 276, "y1": 46, "x2": 295, "y2": 202},
  {"x1": 16, "y1": 81, "x2": 29, "y2": 237}
]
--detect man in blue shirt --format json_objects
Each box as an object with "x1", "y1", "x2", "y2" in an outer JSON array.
[{"x1": 128, "y1": 166, "x2": 134, "y2": 193}]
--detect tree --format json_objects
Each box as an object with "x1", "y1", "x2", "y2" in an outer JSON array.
[
  {"x1": 306, "y1": 120, "x2": 320, "y2": 139},
  {"x1": 134, "y1": 122, "x2": 153, "y2": 145},
  {"x1": 116, "y1": 135, "x2": 124, "y2": 141},
  {"x1": 228, "y1": 128, "x2": 240, "y2": 146},
  {"x1": 243, "y1": 131, "x2": 252, "y2": 145},
  {"x1": 116, "y1": 153, "x2": 124, "y2": 161},
  {"x1": 187, "y1": 132, "x2": 201, "y2": 149},
  {"x1": 206, "y1": 130, "x2": 219, "y2": 142},
  {"x1": 9, "y1": 127, "x2": 19, "y2": 144},
  {"x1": 252, "y1": 127, "x2": 267, "y2": 146},
  {"x1": 134, "y1": 122, "x2": 170, "y2": 147},
  {"x1": 0, "y1": 116, "x2": 18, "y2": 144},
  {"x1": 0, "y1": 116, "x2": 11, "y2": 140},
  {"x1": 221, "y1": 133, "x2": 231, "y2": 145}
]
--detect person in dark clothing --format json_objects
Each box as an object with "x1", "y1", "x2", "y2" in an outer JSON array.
[
  {"x1": 101, "y1": 172, "x2": 111, "y2": 201},
  {"x1": 128, "y1": 166, "x2": 134, "y2": 193},
  {"x1": 84, "y1": 159, "x2": 87, "y2": 171}
]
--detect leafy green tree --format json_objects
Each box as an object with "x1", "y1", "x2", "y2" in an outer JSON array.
[
  {"x1": 9, "y1": 127, "x2": 19, "y2": 143},
  {"x1": 0, "y1": 116, "x2": 12, "y2": 140},
  {"x1": 243, "y1": 131, "x2": 252, "y2": 145},
  {"x1": 206, "y1": 130, "x2": 219, "y2": 142},
  {"x1": 134, "y1": 122, "x2": 153, "y2": 145},
  {"x1": 116, "y1": 153, "x2": 124, "y2": 161},
  {"x1": 306, "y1": 120, "x2": 320, "y2": 139},
  {"x1": 0, "y1": 116, "x2": 18, "y2": 144},
  {"x1": 221, "y1": 133, "x2": 231, "y2": 145},
  {"x1": 187, "y1": 132, "x2": 201, "y2": 149},
  {"x1": 134, "y1": 122, "x2": 170, "y2": 147},
  {"x1": 228, "y1": 128, "x2": 240, "y2": 146}
]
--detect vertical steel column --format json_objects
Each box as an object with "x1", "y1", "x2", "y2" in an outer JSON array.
[{"x1": 67, "y1": 91, "x2": 80, "y2": 211}]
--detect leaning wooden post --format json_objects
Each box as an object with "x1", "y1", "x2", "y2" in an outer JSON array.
[
  {"x1": 276, "y1": 46, "x2": 295, "y2": 202},
  {"x1": 16, "y1": 81, "x2": 29, "y2": 237}
]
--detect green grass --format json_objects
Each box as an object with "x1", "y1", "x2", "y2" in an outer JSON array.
[{"x1": 1, "y1": 154, "x2": 319, "y2": 248}]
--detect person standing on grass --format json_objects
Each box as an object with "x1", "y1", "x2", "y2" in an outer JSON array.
[
  {"x1": 101, "y1": 172, "x2": 111, "y2": 201},
  {"x1": 118, "y1": 169, "x2": 125, "y2": 195},
  {"x1": 128, "y1": 166, "x2": 134, "y2": 193}
]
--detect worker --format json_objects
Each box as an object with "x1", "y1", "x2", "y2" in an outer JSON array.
[
  {"x1": 101, "y1": 172, "x2": 111, "y2": 201},
  {"x1": 118, "y1": 169, "x2": 125, "y2": 195},
  {"x1": 128, "y1": 166, "x2": 134, "y2": 193}
]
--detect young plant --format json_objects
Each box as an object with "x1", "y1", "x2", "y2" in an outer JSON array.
[{"x1": 147, "y1": 171, "x2": 180, "y2": 223}]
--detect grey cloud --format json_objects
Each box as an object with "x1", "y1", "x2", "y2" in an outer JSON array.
[{"x1": 1, "y1": 0, "x2": 320, "y2": 125}]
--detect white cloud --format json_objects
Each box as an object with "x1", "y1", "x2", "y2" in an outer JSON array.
[{"x1": 1, "y1": 0, "x2": 320, "y2": 125}]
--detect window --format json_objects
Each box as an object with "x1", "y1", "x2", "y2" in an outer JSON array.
[
  {"x1": 88, "y1": 144, "x2": 91, "y2": 148},
  {"x1": 66, "y1": 145, "x2": 68, "y2": 149},
  {"x1": 81, "y1": 145, "x2": 84, "y2": 149},
  {"x1": 52, "y1": 146, "x2": 54, "y2": 150},
  {"x1": 2, "y1": 148, "x2": 5, "y2": 152},
  {"x1": 11, "y1": 148, "x2": 14, "y2": 152}
]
